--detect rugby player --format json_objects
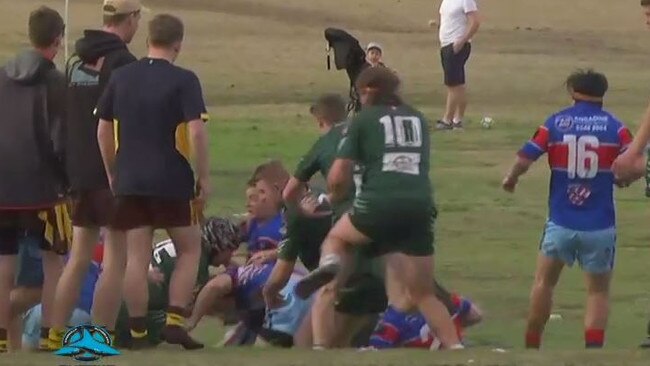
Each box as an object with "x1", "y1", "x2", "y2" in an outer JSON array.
[
  {"x1": 96, "y1": 14, "x2": 210, "y2": 349},
  {"x1": 503, "y1": 70, "x2": 632, "y2": 349},
  {"x1": 115, "y1": 217, "x2": 240, "y2": 347},
  {"x1": 295, "y1": 67, "x2": 463, "y2": 350},
  {"x1": 49, "y1": 0, "x2": 142, "y2": 349},
  {"x1": 0, "y1": 6, "x2": 67, "y2": 353},
  {"x1": 282, "y1": 94, "x2": 387, "y2": 348}
]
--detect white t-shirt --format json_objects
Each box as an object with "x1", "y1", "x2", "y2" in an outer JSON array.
[{"x1": 439, "y1": 0, "x2": 478, "y2": 46}]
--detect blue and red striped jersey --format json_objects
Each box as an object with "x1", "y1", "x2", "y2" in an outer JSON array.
[{"x1": 518, "y1": 101, "x2": 632, "y2": 231}]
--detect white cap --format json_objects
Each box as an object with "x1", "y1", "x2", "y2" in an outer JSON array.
[{"x1": 366, "y1": 42, "x2": 383, "y2": 52}]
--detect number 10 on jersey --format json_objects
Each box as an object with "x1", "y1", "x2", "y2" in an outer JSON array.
[{"x1": 563, "y1": 134, "x2": 599, "y2": 179}]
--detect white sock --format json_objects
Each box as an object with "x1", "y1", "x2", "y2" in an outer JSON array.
[
  {"x1": 453, "y1": 118, "x2": 462, "y2": 124},
  {"x1": 448, "y1": 343, "x2": 465, "y2": 350}
]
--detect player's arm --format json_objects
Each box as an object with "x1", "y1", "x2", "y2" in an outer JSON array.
[
  {"x1": 283, "y1": 177, "x2": 307, "y2": 206},
  {"x1": 285, "y1": 144, "x2": 322, "y2": 205},
  {"x1": 503, "y1": 125, "x2": 549, "y2": 193},
  {"x1": 327, "y1": 159, "x2": 354, "y2": 203},
  {"x1": 263, "y1": 259, "x2": 295, "y2": 309},
  {"x1": 628, "y1": 104, "x2": 650, "y2": 157},
  {"x1": 455, "y1": 1, "x2": 480, "y2": 49},
  {"x1": 182, "y1": 72, "x2": 212, "y2": 203},
  {"x1": 96, "y1": 76, "x2": 118, "y2": 191},
  {"x1": 187, "y1": 273, "x2": 233, "y2": 331}
]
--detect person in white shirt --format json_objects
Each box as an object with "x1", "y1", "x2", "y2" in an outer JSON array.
[{"x1": 431, "y1": 0, "x2": 480, "y2": 130}]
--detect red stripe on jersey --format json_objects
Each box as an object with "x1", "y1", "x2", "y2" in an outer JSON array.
[
  {"x1": 618, "y1": 127, "x2": 633, "y2": 150},
  {"x1": 548, "y1": 145, "x2": 620, "y2": 169},
  {"x1": 530, "y1": 126, "x2": 549, "y2": 151}
]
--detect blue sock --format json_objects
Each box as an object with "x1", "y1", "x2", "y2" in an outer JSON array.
[{"x1": 369, "y1": 306, "x2": 407, "y2": 349}]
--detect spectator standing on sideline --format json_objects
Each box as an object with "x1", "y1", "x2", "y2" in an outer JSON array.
[
  {"x1": 0, "y1": 6, "x2": 67, "y2": 353},
  {"x1": 97, "y1": 14, "x2": 211, "y2": 350},
  {"x1": 48, "y1": 0, "x2": 143, "y2": 349},
  {"x1": 433, "y1": 0, "x2": 480, "y2": 130},
  {"x1": 365, "y1": 43, "x2": 387, "y2": 68}
]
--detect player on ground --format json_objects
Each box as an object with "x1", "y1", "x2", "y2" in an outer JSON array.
[
  {"x1": 503, "y1": 70, "x2": 632, "y2": 349},
  {"x1": 295, "y1": 67, "x2": 462, "y2": 350},
  {"x1": 49, "y1": 0, "x2": 142, "y2": 349},
  {"x1": 115, "y1": 217, "x2": 239, "y2": 347},
  {"x1": 0, "y1": 6, "x2": 67, "y2": 353},
  {"x1": 97, "y1": 14, "x2": 210, "y2": 350}
]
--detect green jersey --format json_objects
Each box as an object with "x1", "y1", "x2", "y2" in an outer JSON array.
[
  {"x1": 294, "y1": 123, "x2": 358, "y2": 217},
  {"x1": 278, "y1": 189, "x2": 332, "y2": 271},
  {"x1": 149, "y1": 239, "x2": 211, "y2": 310},
  {"x1": 337, "y1": 105, "x2": 432, "y2": 203}
]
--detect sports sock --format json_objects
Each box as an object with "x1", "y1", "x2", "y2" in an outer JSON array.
[
  {"x1": 0, "y1": 328, "x2": 7, "y2": 352},
  {"x1": 48, "y1": 327, "x2": 65, "y2": 350},
  {"x1": 368, "y1": 306, "x2": 406, "y2": 349},
  {"x1": 525, "y1": 330, "x2": 542, "y2": 349},
  {"x1": 585, "y1": 328, "x2": 605, "y2": 349},
  {"x1": 129, "y1": 317, "x2": 148, "y2": 339},
  {"x1": 39, "y1": 327, "x2": 50, "y2": 351},
  {"x1": 165, "y1": 306, "x2": 185, "y2": 327}
]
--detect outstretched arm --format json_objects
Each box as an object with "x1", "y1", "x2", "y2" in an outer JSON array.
[
  {"x1": 187, "y1": 274, "x2": 233, "y2": 331},
  {"x1": 502, "y1": 156, "x2": 534, "y2": 193},
  {"x1": 263, "y1": 259, "x2": 295, "y2": 309}
]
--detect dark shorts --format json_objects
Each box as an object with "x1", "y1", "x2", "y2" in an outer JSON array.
[
  {"x1": 0, "y1": 210, "x2": 47, "y2": 255},
  {"x1": 440, "y1": 42, "x2": 471, "y2": 87},
  {"x1": 70, "y1": 189, "x2": 115, "y2": 228},
  {"x1": 112, "y1": 195, "x2": 202, "y2": 230},
  {"x1": 348, "y1": 198, "x2": 435, "y2": 258},
  {"x1": 15, "y1": 233, "x2": 45, "y2": 287}
]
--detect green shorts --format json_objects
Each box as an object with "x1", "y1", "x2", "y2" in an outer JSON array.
[
  {"x1": 349, "y1": 197, "x2": 435, "y2": 257},
  {"x1": 335, "y1": 248, "x2": 387, "y2": 315}
]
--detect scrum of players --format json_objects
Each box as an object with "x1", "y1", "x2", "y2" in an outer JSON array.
[{"x1": 2, "y1": 0, "x2": 650, "y2": 354}]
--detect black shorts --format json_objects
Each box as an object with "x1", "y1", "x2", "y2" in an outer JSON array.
[
  {"x1": 112, "y1": 196, "x2": 202, "y2": 230},
  {"x1": 70, "y1": 189, "x2": 115, "y2": 228},
  {"x1": 0, "y1": 210, "x2": 48, "y2": 255},
  {"x1": 440, "y1": 42, "x2": 471, "y2": 87}
]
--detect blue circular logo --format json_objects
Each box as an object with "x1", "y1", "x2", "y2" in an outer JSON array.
[{"x1": 55, "y1": 325, "x2": 120, "y2": 362}]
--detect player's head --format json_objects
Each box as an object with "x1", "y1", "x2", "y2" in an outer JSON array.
[
  {"x1": 251, "y1": 160, "x2": 289, "y2": 219},
  {"x1": 202, "y1": 216, "x2": 241, "y2": 266},
  {"x1": 356, "y1": 67, "x2": 402, "y2": 107},
  {"x1": 245, "y1": 181, "x2": 260, "y2": 216},
  {"x1": 147, "y1": 14, "x2": 184, "y2": 60},
  {"x1": 310, "y1": 93, "x2": 347, "y2": 129},
  {"x1": 28, "y1": 6, "x2": 65, "y2": 58},
  {"x1": 642, "y1": 0, "x2": 650, "y2": 27},
  {"x1": 366, "y1": 42, "x2": 383, "y2": 66},
  {"x1": 102, "y1": 0, "x2": 144, "y2": 44},
  {"x1": 565, "y1": 69, "x2": 608, "y2": 103}
]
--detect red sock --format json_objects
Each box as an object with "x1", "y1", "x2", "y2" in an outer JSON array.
[
  {"x1": 525, "y1": 331, "x2": 541, "y2": 349},
  {"x1": 585, "y1": 328, "x2": 604, "y2": 349}
]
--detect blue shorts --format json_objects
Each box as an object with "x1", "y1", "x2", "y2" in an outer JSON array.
[
  {"x1": 264, "y1": 276, "x2": 313, "y2": 336},
  {"x1": 22, "y1": 304, "x2": 90, "y2": 349},
  {"x1": 540, "y1": 221, "x2": 616, "y2": 274},
  {"x1": 15, "y1": 234, "x2": 44, "y2": 288}
]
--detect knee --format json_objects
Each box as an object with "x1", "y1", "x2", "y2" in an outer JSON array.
[{"x1": 406, "y1": 280, "x2": 435, "y2": 304}]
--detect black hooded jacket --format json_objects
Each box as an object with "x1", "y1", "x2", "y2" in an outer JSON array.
[
  {"x1": 0, "y1": 49, "x2": 66, "y2": 209},
  {"x1": 65, "y1": 30, "x2": 136, "y2": 191}
]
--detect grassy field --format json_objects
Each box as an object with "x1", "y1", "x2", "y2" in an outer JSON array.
[{"x1": 2, "y1": 0, "x2": 650, "y2": 365}]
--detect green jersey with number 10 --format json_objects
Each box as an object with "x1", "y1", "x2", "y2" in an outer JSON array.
[{"x1": 337, "y1": 105, "x2": 432, "y2": 202}]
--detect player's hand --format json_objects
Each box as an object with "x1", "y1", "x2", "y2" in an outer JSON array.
[
  {"x1": 263, "y1": 287, "x2": 285, "y2": 309},
  {"x1": 108, "y1": 175, "x2": 117, "y2": 194},
  {"x1": 613, "y1": 150, "x2": 646, "y2": 183},
  {"x1": 247, "y1": 250, "x2": 275, "y2": 266},
  {"x1": 196, "y1": 177, "x2": 212, "y2": 208},
  {"x1": 299, "y1": 194, "x2": 332, "y2": 218},
  {"x1": 147, "y1": 267, "x2": 165, "y2": 285},
  {"x1": 185, "y1": 319, "x2": 198, "y2": 332},
  {"x1": 502, "y1": 175, "x2": 518, "y2": 193},
  {"x1": 428, "y1": 19, "x2": 438, "y2": 28},
  {"x1": 452, "y1": 40, "x2": 466, "y2": 54}
]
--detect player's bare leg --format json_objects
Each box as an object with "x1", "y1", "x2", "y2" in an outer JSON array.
[
  {"x1": 384, "y1": 252, "x2": 462, "y2": 349},
  {"x1": 525, "y1": 254, "x2": 564, "y2": 349},
  {"x1": 9, "y1": 286, "x2": 41, "y2": 350},
  {"x1": 40, "y1": 250, "x2": 63, "y2": 350},
  {"x1": 297, "y1": 214, "x2": 361, "y2": 348},
  {"x1": 442, "y1": 85, "x2": 463, "y2": 125},
  {"x1": 50, "y1": 227, "x2": 98, "y2": 347},
  {"x1": 123, "y1": 226, "x2": 154, "y2": 348},
  {"x1": 454, "y1": 85, "x2": 468, "y2": 124},
  {"x1": 583, "y1": 272, "x2": 611, "y2": 348},
  {"x1": 293, "y1": 307, "x2": 313, "y2": 348},
  {"x1": 92, "y1": 230, "x2": 126, "y2": 335},
  {"x1": 164, "y1": 225, "x2": 203, "y2": 350}
]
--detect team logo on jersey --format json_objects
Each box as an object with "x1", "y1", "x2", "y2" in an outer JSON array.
[
  {"x1": 555, "y1": 116, "x2": 573, "y2": 132},
  {"x1": 567, "y1": 184, "x2": 592, "y2": 206}
]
